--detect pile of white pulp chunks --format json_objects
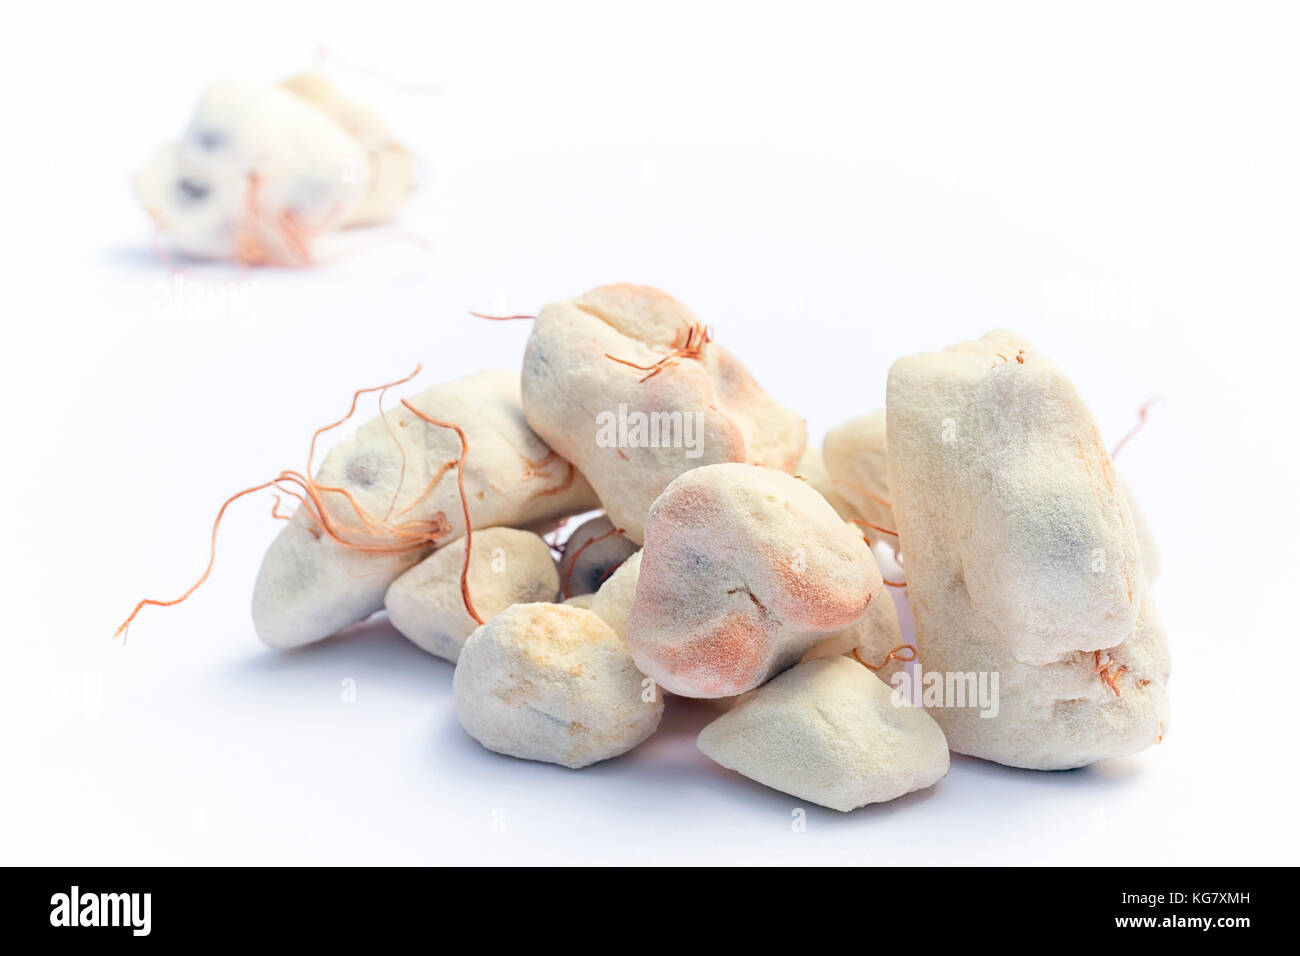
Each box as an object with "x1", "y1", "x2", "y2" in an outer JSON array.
[{"x1": 129, "y1": 284, "x2": 1170, "y2": 812}]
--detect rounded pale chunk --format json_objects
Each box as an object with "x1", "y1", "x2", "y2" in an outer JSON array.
[
  {"x1": 1120, "y1": 475, "x2": 1160, "y2": 581},
  {"x1": 453, "y1": 603, "x2": 664, "y2": 769},
  {"x1": 889, "y1": 331, "x2": 1141, "y2": 667},
  {"x1": 697, "y1": 656, "x2": 949, "y2": 812},
  {"x1": 587, "y1": 550, "x2": 642, "y2": 640},
  {"x1": 520, "y1": 284, "x2": 806, "y2": 543},
  {"x1": 251, "y1": 369, "x2": 595, "y2": 650},
  {"x1": 558, "y1": 515, "x2": 639, "y2": 598},
  {"x1": 385, "y1": 528, "x2": 559, "y2": 662},
  {"x1": 132, "y1": 82, "x2": 372, "y2": 264},
  {"x1": 822, "y1": 409, "x2": 895, "y2": 534},
  {"x1": 627, "y1": 463, "x2": 883, "y2": 698},
  {"x1": 279, "y1": 72, "x2": 415, "y2": 227},
  {"x1": 886, "y1": 330, "x2": 1170, "y2": 768},
  {"x1": 801, "y1": 577, "x2": 906, "y2": 684},
  {"x1": 795, "y1": 447, "x2": 860, "y2": 521}
]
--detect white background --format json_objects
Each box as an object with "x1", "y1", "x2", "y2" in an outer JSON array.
[{"x1": 2, "y1": 0, "x2": 1297, "y2": 865}]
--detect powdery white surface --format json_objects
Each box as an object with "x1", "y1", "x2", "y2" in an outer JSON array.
[
  {"x1": 627, "y1": 463, "x2": 883, "y2": 697},
  {"x1": 133, "y1": 82, "x2": 375, "y2": 264},
  {"x1": 887, "y1": 332, "x2": 1169, "y2": 769},
  {"x1": 521, "y1": 284, "x2": 806, "y2": 543},
  {"x1": 823, "y1": 410, "x2": 1159, "y2": 582},
  {"x1": 556, "y1": 514, "x2": 639, "y2": 599},
  {"x1": 453, "y1": 603, "x2": 664, "y2": 769},
  {"x1": 252, "y1": 369, "x2": 596, "y2": 650},
  {"x1": 1120, "y1": 475, "x2": 1161, "y2": 582},
  {"x1": 697, "y1": 656, "x2": 950, "y2": 811},
  {"x1": 801, "y1": 578, "x2": 907, "y2": 685},
  {"x1": 385, "y1": 527, "x2": 559, "y2": 661},
  {"x1": 794, "y1": 447, "x2": 859, "y2": 521},
  {"x1": 822, "y1": 409, "x2": 895, "y2": 535},
  {"x1": 587, "y1": 550, "x2": 643, "y2": 640},
  {"x1": 278, "y1": 73, "x2": 415, "y2": 227}
]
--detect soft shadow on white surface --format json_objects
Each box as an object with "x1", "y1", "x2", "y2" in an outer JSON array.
[{"x1": 222, "y1": 616, "x2": 447, "y2": 688}]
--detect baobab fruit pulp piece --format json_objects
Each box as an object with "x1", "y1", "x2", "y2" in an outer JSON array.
[
  {"x1": 453, "y1": 603, "x2": 664, "y2": 769},
  {"x1": 133, "y1": 81, "x2": 374, "y2": 265},
  {"x1": 557, "y1": 515, "x2": 639, "y2": 599},
  {"x1": 252, "y1": 369, "x2": 596, "y2": 650},
  {"x1": 626, "y1": 463, "x2": 882, "y2": 698},
  {"x1": 279, "y1": 72, "x2": 416, "y2": 227},
  {"x1": 794, "y1": 447, "x2": 860, "y2": 521},
  {"x1": 1120, "y1": 475, "x2": 1161, "y2": 581},
  {"x1": 584, "y1": 551, "x2": 666, "y2": 696},
  {"x1": 801, "y1": 577, "x2": 907, "y2": 685},
  {"x1": 886, "y1": 330, "x2": 1170, "y2": 769},
  {"x1": 697, "y1": 656, "x2": 949, "y2": 812},
  {"x1": 520, "y1": 284, "x2": 806, "y2": 543},
  {"x1": 587, "y1": 550, "x2": 642, "y2": 641},
  {"x1": 385, "y1": 527, "x2": 559, "y2": 662},
  {"x1": 822, "y1": 409, "x2": 895, "y2": 535}
]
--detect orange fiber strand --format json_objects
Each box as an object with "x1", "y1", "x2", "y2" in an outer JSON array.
[
  {"x1": 531, "y1": 460, "x2": 577, "y2": 497},
  {"x1": 830, "y1": 477, "x2": 892, "y2": 510},
  {"x1": 518, "y1": 450, "x2": 578, "y2": 497},
  {"x1": 992, "y1": 348, "x2": 1027, "y2": 368},
  {"x1": 233, "y1": 174, "x2": 357, "y2": 268},
  {"x1": 377, "y1": 385, "x2": 409, "y2": 520},
  {"x1": 400, "y1": 399, "x2": 483, "y2": 624},
  {"x1": 1092, "y1": 650, "x2": 1128, "y2": 697},
  {"x1": 236, "y1": 173, "x2": 311, "y2": 268},
  {"x1": 309, "y1": 365, "x2": 422, "y2": 474},
  {"x1": 471, "y1": 311, "x2": 536, "y2": 321},
  {"x1": 269, "y1": 470, "x2": 449, "y2": 554},
  {"x1": 853, "y1": 644, "x2": 917, "y2": 671},
  {"x1": 114, "y1": 480, "x2": 279, "y2": 641},
  {"x1": 1111, "y1": 396, "x2": 1161, "y2": 460},
  {"x1": 234, "y1": 175, "x2": 269, "y2": 266},
  {"x1": 114, "y1": 367, "x2": 461, "y2": 639},
  {"x1": 606, "y1": 318, "x2": 712, "y2": 383},
  {"x1": 278, "y1": 209, "x2": 314, "y2": 264},
  {"x1": 394, "y1": 459, "x2": 458, "y2": 518},
  {"x1": 850, "y1": 524, "x2": 907, "y2": 588},
  {"x1": 604, "y1": 353, "x2": 678, "y2": 383},
  {"x1": 522, "y1": 450, "x2": 560, "y2": 480},
  {"x1": 849, "y1": 517, "x2": 898, "y2": 538},
  {"x1": 596, "y1": 559, "x2": 625, "y2": 586},
  {"x1": 274, "y1": 483, "x2": 309, "y2": 515},
  {"x1": 561, "y1": 526, "x2": 624, "y2": 598}
]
